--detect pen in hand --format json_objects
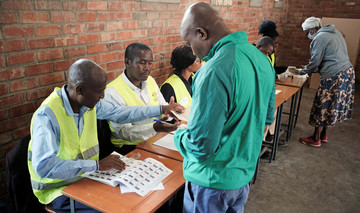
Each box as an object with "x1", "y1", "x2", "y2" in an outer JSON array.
[{"x1": 154, "y1": 119, "x2": 171, "y2": 124}]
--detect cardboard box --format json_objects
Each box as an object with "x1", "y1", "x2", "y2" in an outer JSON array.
[{"x1": 309, "y1": 73, "x2": 320, "y2": 89}]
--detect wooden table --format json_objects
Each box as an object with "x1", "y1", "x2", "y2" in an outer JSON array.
[
  {"x1": 266, "y1": 84, "x2": 299, "y2": 162},
  {"x1": 61, "y1": 149, "x2": 185, "y2": 213},
  {"x1": 276, "y1": 76, "x2": 308, "y2": 128},
  {"x1": 137, "y1": 132, "x2": 184, "y2": 162}
]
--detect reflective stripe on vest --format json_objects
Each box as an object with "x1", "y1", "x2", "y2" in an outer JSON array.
[
  {"x1": 106, "y1": 75, "x2": 160, "y2": 147},
  {"x1": 28, "y1": 87, "x2": 99, "y2": 204},
  {"x1": 161, "y1": 74, "x2": 192, "y2": 108}
]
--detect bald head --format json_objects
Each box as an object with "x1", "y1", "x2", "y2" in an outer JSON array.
[
  {"x1": 68, "y1": 59, "x2": 106, "y2": 90},
  {"x1": 180, "y1": 2, "x2": 231, "y2": 59}
]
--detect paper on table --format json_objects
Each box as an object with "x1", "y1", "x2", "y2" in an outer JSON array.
[
  {"x1": 153, "y1": 134, "x2": 178, "y2": 151},
  {"x1": 276, "y1": 90, "x2": 282, "y2": 95},
  {"x1": 170, "y1": 107, "x2": 191, "y2": 121},
  {"x1": 120, "y1": 182, "x2": 164, "y2": 193}
]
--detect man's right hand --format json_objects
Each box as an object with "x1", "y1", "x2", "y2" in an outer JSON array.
[
  {"x1": 153, "y1": 116, "x2": 180, "y2": 132},
  {"x1": 99, "y1": 154, "x2": 126, "y2": 171},
  {"x1": 162, "y1": 96, "x2": 185, "y2": 115}
]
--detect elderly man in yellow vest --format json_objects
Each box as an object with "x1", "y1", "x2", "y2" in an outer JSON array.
[
  {"x1": 105, "y1": 43, "x2": 179, "y2": 153},
  {"x1": 28, "y1": 59, "x2": 184, "y2": 212}
]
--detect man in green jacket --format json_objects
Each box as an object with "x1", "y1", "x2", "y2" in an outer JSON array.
[{"x1": 174, "y1": 2, "x2": 275, "y2": 212}]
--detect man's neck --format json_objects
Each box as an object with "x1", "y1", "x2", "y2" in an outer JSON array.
[
  {"x1": 65, "y1": 85, "x2": 81, "y2": 113},
  {"x1": 124, "y1": 69, "x2": 141, "y2": 88}
]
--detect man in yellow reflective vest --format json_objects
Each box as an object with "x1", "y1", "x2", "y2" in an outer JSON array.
[
  {"x1": 28, "y1": 59, "x2": 184, "y2": 212},
  {"x1": 105, "y1": 43, "x2": 179, "y2": 153}
]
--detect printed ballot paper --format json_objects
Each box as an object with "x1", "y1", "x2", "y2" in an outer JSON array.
[{"x1": 82, "y1": 152, "x2": 172, "y2": 196}]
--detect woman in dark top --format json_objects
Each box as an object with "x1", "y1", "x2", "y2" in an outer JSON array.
[{"x1": 160, "y1": 44, "x2": 201, "y2": 108}]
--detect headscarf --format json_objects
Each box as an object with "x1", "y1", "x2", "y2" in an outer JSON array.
[{"x1": 302, "y1": 17, "x2": 322, "y2": 31}]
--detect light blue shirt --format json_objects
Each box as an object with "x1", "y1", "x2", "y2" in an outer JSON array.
[{"x1": 31, "y1": 85, "x2": 162, "y2": 179}]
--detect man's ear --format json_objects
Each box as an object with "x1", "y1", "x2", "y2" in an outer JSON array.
[
  {"x1": 196, "y1": 27, "x2": 208, "y2": 40},
  {"x1": 124, "y1": 58, "x2": 130, "y2": 68},
  {"x1": 75, "y1": 84, "x2": 84, "y2": 96}
]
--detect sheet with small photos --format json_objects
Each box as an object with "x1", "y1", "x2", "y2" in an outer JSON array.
[{"x1": 82, "y1": 154, "x2": 173, "y2": 196}]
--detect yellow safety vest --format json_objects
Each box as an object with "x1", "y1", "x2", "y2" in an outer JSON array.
[
  {"x1": 28, "y1": 87, "x2": 99, "y2": 204},
  {"x1": 268, "y1": 53, "x2": 275, "y2": 67},
  {"x1": 161, "y1": 74, "x2": 192, "y2": 109},
  {"x1": 106, "y1": 75, "x2": 159, "y2": 147}
]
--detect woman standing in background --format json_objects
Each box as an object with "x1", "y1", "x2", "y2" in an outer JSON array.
[{"x1": 299, "y1": 17, "x2": 355, "y2": 147}]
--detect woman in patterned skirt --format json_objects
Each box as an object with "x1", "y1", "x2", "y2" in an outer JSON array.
[{"x1": 298, "y1": 17, "x2": 355, "y2": 147}]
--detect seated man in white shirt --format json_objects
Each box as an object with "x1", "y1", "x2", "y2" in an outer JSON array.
[{"x1": 105, "y1": 43, "x2": 178, "y2": 154}]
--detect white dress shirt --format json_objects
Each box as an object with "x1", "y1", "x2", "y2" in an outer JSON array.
[{"x1": 104, "y1": 73, "x2": 167, "y2": 142}]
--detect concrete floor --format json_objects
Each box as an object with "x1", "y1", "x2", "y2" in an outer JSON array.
[{"x1": 246, "y1": 83, "x2": 360, "y2": 213}]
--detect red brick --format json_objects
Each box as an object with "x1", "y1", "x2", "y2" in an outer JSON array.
[
  {"x1": 107, "y1": 22, "x2": 124, "y2": 31},
  {"x1": 88, "y1": 1, "x2": 107, "y2": 10},
  {"x1": 64, "y1": 46, "x2": 86, "y2": 58},
  {"x1": 168, "y1": 19, "x2": 180, "y2": 27},
  {"x1": 27, "y1": 38, "x2": 54, "y2": 49},
  {"x1": 64, "y1": 24, "x2": 86, "y2": 34},
  {"x1": 87, "y1": 44, "x2": 106, "y2": 54},
  {"x1": 0, "y1": 67, "x2": 24, "y2": 81},
  {"x1": 13, "y1": 126, "x2": 30, "y2": 140},
  {"x1": 108, "y1": 2, "x2": 124, "y2": 11},
  {"x1": 167, "y1": 4, "x2": 178, "y2": 11},
  {"x1": 25, "y1": 63, "x2": 52, "y2": 76},
  {"x1": 159, "y1": 13, "x2": 171, "y2": 20},
  {"x1": 0, "y1": 84, "x2": 8, "y2": 95},
  {"x1": 101, "y1": 32, "x2": 117, "y2": 42},
  {"x1": 153, "y1": 36, "x2": 165, "y2": 45},
  {"x1": 117, "y1": 12, "x2": 132, "y2": 20},
  {"x1": 1, "y1": 1, "x2": 33, "y2": 10},
  {"x1": 107, "y1": 61, "x2": 124, "y2": 71},
  {"x1": 2, "y1": 26, "x2": 34, "y2": 38},
  {"x1": 6, "y1": 52, "x2": 36, "y2": 65},
  {"x1": 125, "y1": 2, "x2": 139, "y2": 11},
  {"x1": 55, "y1": 36, "x2": 78, "y2": 47},
  {"x1": 79, "y1": 34, "x2": 99, "y2": 44},
  {"x1": 10, "y1": 103, "x2": 37, "y2": 118},
  {"x1": 82, "y1": 55, "x2": 98, "y2": 63},
  {"x1": 106, "y1": 42, "x2": 124, "y2": 51},
  {"x1": 0, "y1": 93, "x2": 25, "y2": 109},
  {"x1": 54, "y1": 59, "x2": 76, "y2": 71},
  {"x1": 118, "y1": 31, "x2": 133, "y2": 40},
  {"x1": 19, "y1": 12, "x2": 49, "y2": 23},
  {"x1": 0, "y1": 132, "x2": 12, "y2": 145},
  {"x1": 99, "y1": 52, "x2": 116, "y2": 63},
  {"x1": 36, "y1": 25, "x2": 61, "y2": 36},
  {"x1": 99, "y1": 63, "x2": 106, "y2": 70},
  {"x1": 0, "y1": 56, "x2": 5, "y2": 67},
  {"x1": 153, "y1": 20, "x2": 164, "y2": 28},
  {"x1": 77, "y1": 12, "x2": 97, "y2": 22},
  {"x1": 124, "y1": 40, "x2": 140, "y2": 49},
  {"x1": 0, "y1": 11, "x2": 17, "y2": 24},
  {"x1": 124, "y1": 21, "x2": 138, "y2": 30},
  {"x1": 149, "y1": 28, "x2": 161, "y2": 36},
  {"x1": 0, "y1": 115, "x2": 30, "y2": 134},
  {"x1": 97, "y1": 13, "x2": 115, "y2": 21},
  {"x1": 51, "y1": 12, "x2": 75, "y2": 23},
  {"x1": 40, "y1": 72, "x2": 65, "y2": 86},
  {"x1": 35, "y1": 1, "x2": 62, "y2": 10},
  {"x1": 26, "y1": 86, "x2": 53, "y2": 100},
  {"x1": 10, "y1": 78, "x2": 37, "y2": 92},
  {"x1": 106, "y1": 71, "x2": 116, "y2": 81},
  {"x1": 88, "y1": 23, "x2": 105, "y2": 32},
  {"x1": 117, "y1": 51, "x2": 125, "y2": 60},
  {"x1": 0, "y1": 109, "x2": 8, "y2": 121},
  {"x1": 133, "y1": 30, "x2": 148, "y2": 38},
  {"x1": 165, "y1": 36, "x2": 176, "y2": 43},
  {"x1": 0, "y1": 40, "x2": 25, "y2": 53},
  {"x1": 63, "y1": 1, "x2": 86, "y2": 10},
  {"x1": 37, "y1": 49, "x2": 63, "y2": 61}
]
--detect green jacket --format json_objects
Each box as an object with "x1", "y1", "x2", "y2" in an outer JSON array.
[{"x1": 174, "y1": 31, "x2": 275, "y2": 190}]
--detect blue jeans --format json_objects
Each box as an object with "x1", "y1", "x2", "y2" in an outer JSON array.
[
  {"x1": 49, "y1": 195, "x2": 101, "y2": 213},
  {"x1": 183, "y1": 181, "x2": 250, "y2": 213}
]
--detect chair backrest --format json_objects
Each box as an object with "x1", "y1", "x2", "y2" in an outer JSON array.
[
  {"x1": 6, "y1": 135, "x2": 46, "y2": 213},
  {"x1": 97, "y1": 119, "x2": 115, "y2": 159}
]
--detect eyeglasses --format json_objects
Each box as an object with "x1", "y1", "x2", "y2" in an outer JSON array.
[{"x1": 195, "y1": 59, "x2": 201, "y2": 63}]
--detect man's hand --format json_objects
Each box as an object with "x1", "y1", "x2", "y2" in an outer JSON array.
[
  {"x1": 153, "y1": 115, "x2": 180, "y2": 132},
  {"x1": 99, "y1": 155, "x2": 126, "y2": 171},
  {"x1": 162, "y1": 96, "x2": 185, "y2": 115}
]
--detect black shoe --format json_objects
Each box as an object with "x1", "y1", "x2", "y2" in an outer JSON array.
[
  {"x1": 265, "y1": 133, "x2": 274, "y2": 142},
  {"x1": 278, "y1": 140, "x2": 288, "y2": 147},
  {"x1": 260, "y1": 147, "x2": 272, "y2": 159}
]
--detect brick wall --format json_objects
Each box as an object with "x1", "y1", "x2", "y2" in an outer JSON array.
[{"x1": 0, "y1": 0, "x2": 358, "y2": 203}]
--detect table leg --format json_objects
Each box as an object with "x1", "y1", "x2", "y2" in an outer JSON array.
[
  {"x1": 293, "y1": 87, "x2": 304, "y2": 128},
  {"x1": 70, "y1": 198, "x2": 75, "y2": 213},
  {"x1": 271, "y1": 103, "x2": 283, "y2": 162},
  {"x1": 287, "y1": 91, "x2": 298, "y2": 140}
]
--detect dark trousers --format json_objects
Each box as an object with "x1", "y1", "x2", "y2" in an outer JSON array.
[{"x1": 49, "y1": 195, "x2": 101, "y2": 213}]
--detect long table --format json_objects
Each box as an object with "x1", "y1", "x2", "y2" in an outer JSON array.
[
  {"x1": 136, "y1": 132, "x2": 183, "y2": 162},
  {"x1": 61, "y1": 149, "x2": 185, "y2": 213}
]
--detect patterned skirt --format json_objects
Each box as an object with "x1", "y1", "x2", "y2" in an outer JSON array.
[{"x1": 309, "y1": 66, "x2": 355, "y2": 127}]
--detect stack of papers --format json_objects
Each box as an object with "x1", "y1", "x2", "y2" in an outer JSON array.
[{"x1": 82, "y1": 153, "x2": 172, "y2": 196}]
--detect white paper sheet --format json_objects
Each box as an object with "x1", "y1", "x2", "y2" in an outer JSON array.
[
  {"x1": 170, "y1": 107, "x2": 191, "y2": 121},
  {"x1": 276, "y1": 90, "x2": 282, "y2": 95},
  {"x1": 153, "y1": 134, "x2": 178, "y2": 151}
]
